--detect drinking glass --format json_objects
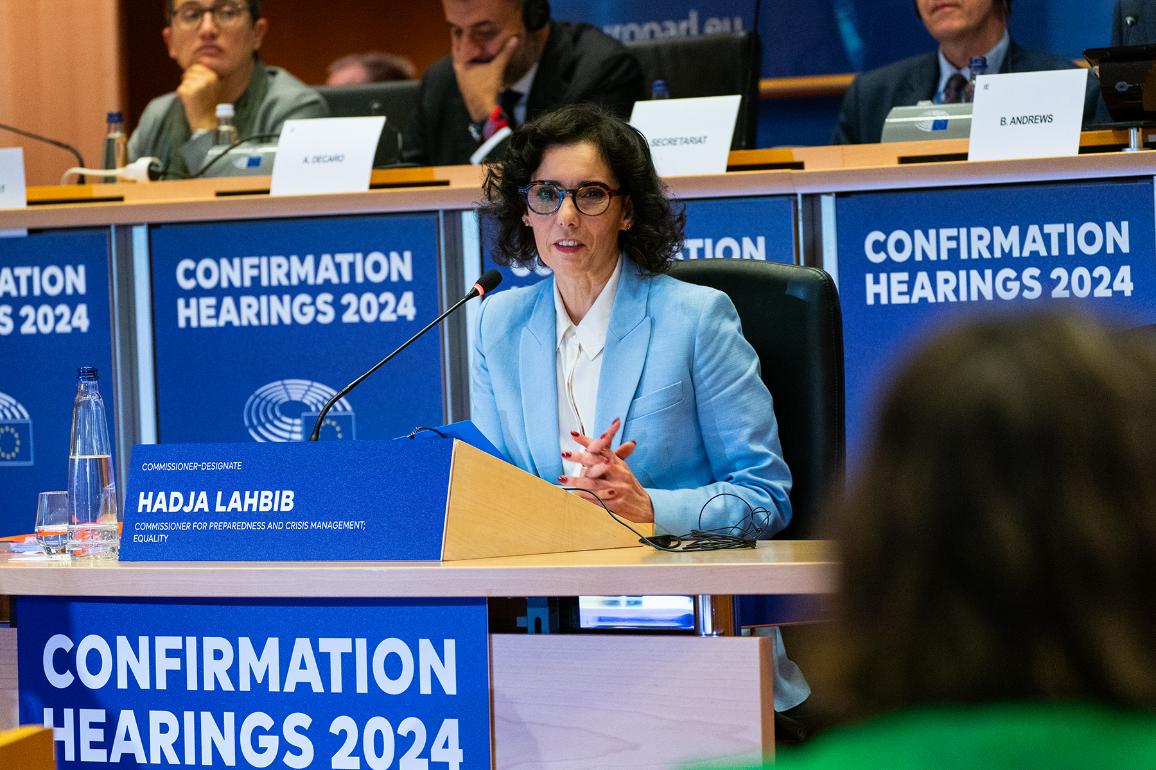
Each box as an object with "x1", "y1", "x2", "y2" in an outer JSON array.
[{"x1": 35, "y1": 491, "x2": 70, "y2": 558}]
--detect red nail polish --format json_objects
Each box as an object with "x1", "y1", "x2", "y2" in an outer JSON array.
[
  {"x1": 561, "y1": 451, "x2": 571, "y2": 458},
  {"x1": 557, "y1": 475, "x2": 567, "y2": 483},
  {"x1": 569, "y1": 431, "x2": 579, "y2": 437}
]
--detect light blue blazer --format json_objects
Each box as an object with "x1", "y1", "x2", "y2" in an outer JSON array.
[{"x1": 469, "y1": 262, "x2": 793, "y2": 537}]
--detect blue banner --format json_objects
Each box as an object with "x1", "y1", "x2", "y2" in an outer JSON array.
[
  {"x1": 552, "y1": 1, "x2": 1112, "y2": 78},
  {"x1": 481, "y1": 196, "x2": 796, "y2": 291},
  {"x1": 0, "y1": 229, "x2": 114, "y2": 536},
  {"x1": 150, "y1": 215, "x2": 444, "y2": 444},
  {"x1": 550, "y1": 0, "x2": 926, "y2": 78},
  {"x1": 834, "y1": 178, "x2": 1156, "y2": 457},
  {"x1": 120, "y1": 439, "x2": 454, "y2": 561},
  {"x1": 18, "y1": 596, "x2": 491, "y2": 770}
]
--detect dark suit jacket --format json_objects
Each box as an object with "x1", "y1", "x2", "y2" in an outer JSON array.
[
  {"x1": 407, "y1": 21, "x2": 645, "y2": 166},
  {"x1": 1111, "y1": 0, "x2": 1156, "y2": 45},
  {"x1": 833, "y1": 40, "x2": 1099, "y2": 144}
]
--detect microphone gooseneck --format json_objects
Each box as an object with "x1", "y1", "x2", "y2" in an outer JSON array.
[
  {"x1": 307, "y1": 270, "x2": 502, "y2": 441},
  {"x1": 0, "y1": 121, "x2": 88, "y2": 185}
]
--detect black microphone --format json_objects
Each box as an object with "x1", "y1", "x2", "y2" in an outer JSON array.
[
  {"x1": 0, "y1": 121, "x2": 88, "y2": 184},
  {"x1": 308, "y1": 269, "x2": 503, "y2": 441}
]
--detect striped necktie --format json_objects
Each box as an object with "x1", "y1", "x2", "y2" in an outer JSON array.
[{"x1": 943, "y1": 73, "x2": 967, "y2": 104}]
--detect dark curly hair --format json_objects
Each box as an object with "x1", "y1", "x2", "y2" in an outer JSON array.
[{"x1": 481, "y1": 103, "x2": 685, "y2": 274}]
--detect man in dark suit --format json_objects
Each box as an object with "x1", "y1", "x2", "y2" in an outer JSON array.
[
  {"x1": 833, "y1": 0, "x2": 1095, "y2": 144},
  {"x1": 407, "y1": 0, "x2": 645, "y2": 166},
  {"x1": 1111, "y1": 0, "x2": 1156, "y2": 45}
]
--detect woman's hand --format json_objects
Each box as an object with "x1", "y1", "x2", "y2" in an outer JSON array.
[{"x1": 558, "y1": 418, "x2": 655, "y2": 523}]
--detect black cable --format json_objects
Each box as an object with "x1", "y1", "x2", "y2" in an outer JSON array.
[
  {"x1": 0, "y1": 121, "x2": 87, "y2": 184},
  {"x1": 562, "y1": 487, "x2": 759, "y2": 552},
  {"x1": 157, "y1": 132, "x2": 281, "y2": 180},
  {"x1": 405, "y1": 426, "x2": 449, "y2": 439}
]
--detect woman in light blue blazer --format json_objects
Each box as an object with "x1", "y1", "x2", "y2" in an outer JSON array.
[{"x1": 470, "y1": 104, "x2": 793, "y2": 539}]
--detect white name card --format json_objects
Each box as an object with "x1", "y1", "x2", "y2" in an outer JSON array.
[
  {"x1": 0, "y1": 147, "x2": 27, "y2": 210},
  {"x1": 968, "y1": 69, "x2": 1089, "y2": 162},
  {"x1": 270, "y1": 117, "x2": 385, "y2": 196},
  {"x1": 630, "y1": 95, "x2": 741, "y2": 176}
]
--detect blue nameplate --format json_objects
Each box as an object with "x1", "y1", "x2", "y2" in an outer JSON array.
[
  {"x1": 18, "y1": 595, "x2": 491, "y2": 769},
  {"x1": 120, "y1": 439, "x2": 455, "y2": 561}
]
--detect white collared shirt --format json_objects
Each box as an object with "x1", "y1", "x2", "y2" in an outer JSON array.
[
  {"x1": 934, "y1": 30, "x2": 1010, "y2": 103},
  {"x1": 555, "y1": 256, "x2": 622, "y2": 477}
]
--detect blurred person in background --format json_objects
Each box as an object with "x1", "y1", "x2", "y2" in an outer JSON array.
[
  {"x1": 408, "y1": 0, "x2": 644, "y2": 165},
  {"x1": 129, "y1": 0, "x2": 327, "y2": 176},
  {"x1": 703, "y1": 312, "x2": 1156, "y2": 768},
  {"x1": 325, "y1": 51, "x2": 417, "y2": 85},
  {"x1": 833, "y1": 0, "x2": 1096, "y2": 144}
]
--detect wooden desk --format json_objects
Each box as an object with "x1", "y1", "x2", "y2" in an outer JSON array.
[{"x1": 0, "y1": 542, "x2": 836, "y2": 769}]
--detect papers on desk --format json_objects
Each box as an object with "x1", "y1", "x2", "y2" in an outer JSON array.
[
  {"x1": 0, "y1": 147, "x2": 25, "y2": 210},
  {"x1": 630, "y1": 95, "x2": 741, "y2": 176},
  {"x1": 968, "y1": 69, "x2": 1089, "y2": 162},
  {"x1": 270, "y1": 117, "x2": 385, "y2": 196},
  {"x1": 0, "y1": 147, "x2": 27, "y2": 237}
]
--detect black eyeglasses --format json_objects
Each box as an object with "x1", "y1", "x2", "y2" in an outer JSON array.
[
  {"x1": 518, "y1": 181, "x2": 623, "y2": 216},
  {"x1": 171, "y1": 2, "x2": 249, "y2": 30}
]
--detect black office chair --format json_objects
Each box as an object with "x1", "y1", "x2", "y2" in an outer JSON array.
[
  {"x1": 626, "y1": 31, "x2": 761, "y2": 150},
  {"x1": 314, "y1": 81, "x2": 421, "y2": 167},
  {"x1": 667, "y1": 259, "x2": 845, "y2": 539},
  {"x1": 670, "y1": 259, "x2": 844, "y2": 742}
]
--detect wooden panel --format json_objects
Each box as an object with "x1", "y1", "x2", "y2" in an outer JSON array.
[
  {"x1": 492, "y1": 633, "x2": 773, "y2": 768},
  {"x1": 0, "y1": 0, "x2": 124, "y2": 187},
  {"x1": 443, "y1": 442, "x2": 649, "y2": 560},
  {"x1": 0, "y1": 725, "x2": 53, "y2": 770},
  {"x1": 0, "y1": 541, "x2": 837, "y2": 600}
]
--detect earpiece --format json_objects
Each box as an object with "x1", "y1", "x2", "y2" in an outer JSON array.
[{"x1": 523, "y1": 0, "x2": 550, "y2": 32}]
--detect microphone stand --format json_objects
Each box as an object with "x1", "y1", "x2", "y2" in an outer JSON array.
[
  {"x1": 308, "y1": 289, "x2": 479, "y2": 441},
  {"x1": 0, "y1": 122, "x2": 87, "y2": 185}
]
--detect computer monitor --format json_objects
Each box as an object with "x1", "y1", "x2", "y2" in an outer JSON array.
[
  {"x1": 1084, "y1": 44, "x2": 1156, "y2": 124},
  {"x1": 881, "y1": 103, "x2": 972, "y2": 143},
  {"x1": 314, "y1": 81, "x2": 420, "y2": 167}
]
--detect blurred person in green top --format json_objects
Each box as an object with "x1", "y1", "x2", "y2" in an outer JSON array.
[{"x1": 699, "y1": 312, "x2": 1156, "y2": 769}]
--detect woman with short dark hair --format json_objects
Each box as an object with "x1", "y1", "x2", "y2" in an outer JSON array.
[{"x1": 473, "y1": 102, "x2": 793, "y2": 540}]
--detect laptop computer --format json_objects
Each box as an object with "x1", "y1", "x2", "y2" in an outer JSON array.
[{"x1": 1084, "y1": 44, "x2": 1156, "y2": 124}]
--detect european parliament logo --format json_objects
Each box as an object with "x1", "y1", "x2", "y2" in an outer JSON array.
[
  {"x1": 243, "y1": 379, "x2": 356, "y2": 442},
  {"x1": 0, "y1": 391, "x2": 34, "y2": 466}
]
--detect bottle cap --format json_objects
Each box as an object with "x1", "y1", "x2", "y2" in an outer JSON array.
[
  {"x1": 651, "y1": 79, "x2": 669, "y2": 99},
  {"x1": 106, "y1": 111, "x2": 124, "y2": 124},
  {"x1": 969, "y1": 56, "x2": 988, "y2": 74},
  {"x1": 215, "y1": 103, "x2": 235, "y2": 120},
  {"x1": 77, "y1": 365, "x2": 98, "y2": 380}
]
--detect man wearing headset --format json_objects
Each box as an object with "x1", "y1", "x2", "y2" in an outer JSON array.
[
  {"x1": 833, "y1": 0, "x2": 1096, "y2": 144},
  {"x1": 408, "y1": 0, "x2": 645, "y2": 166}
]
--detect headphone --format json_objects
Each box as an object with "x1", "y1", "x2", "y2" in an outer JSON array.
[{"x1": 523, "y1": 0, "x2": 550, "y2": 31}]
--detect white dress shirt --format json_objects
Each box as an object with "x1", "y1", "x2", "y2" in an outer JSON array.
[{"x1": 555, "y1": 257, "x2": 622, "y2": 477}]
